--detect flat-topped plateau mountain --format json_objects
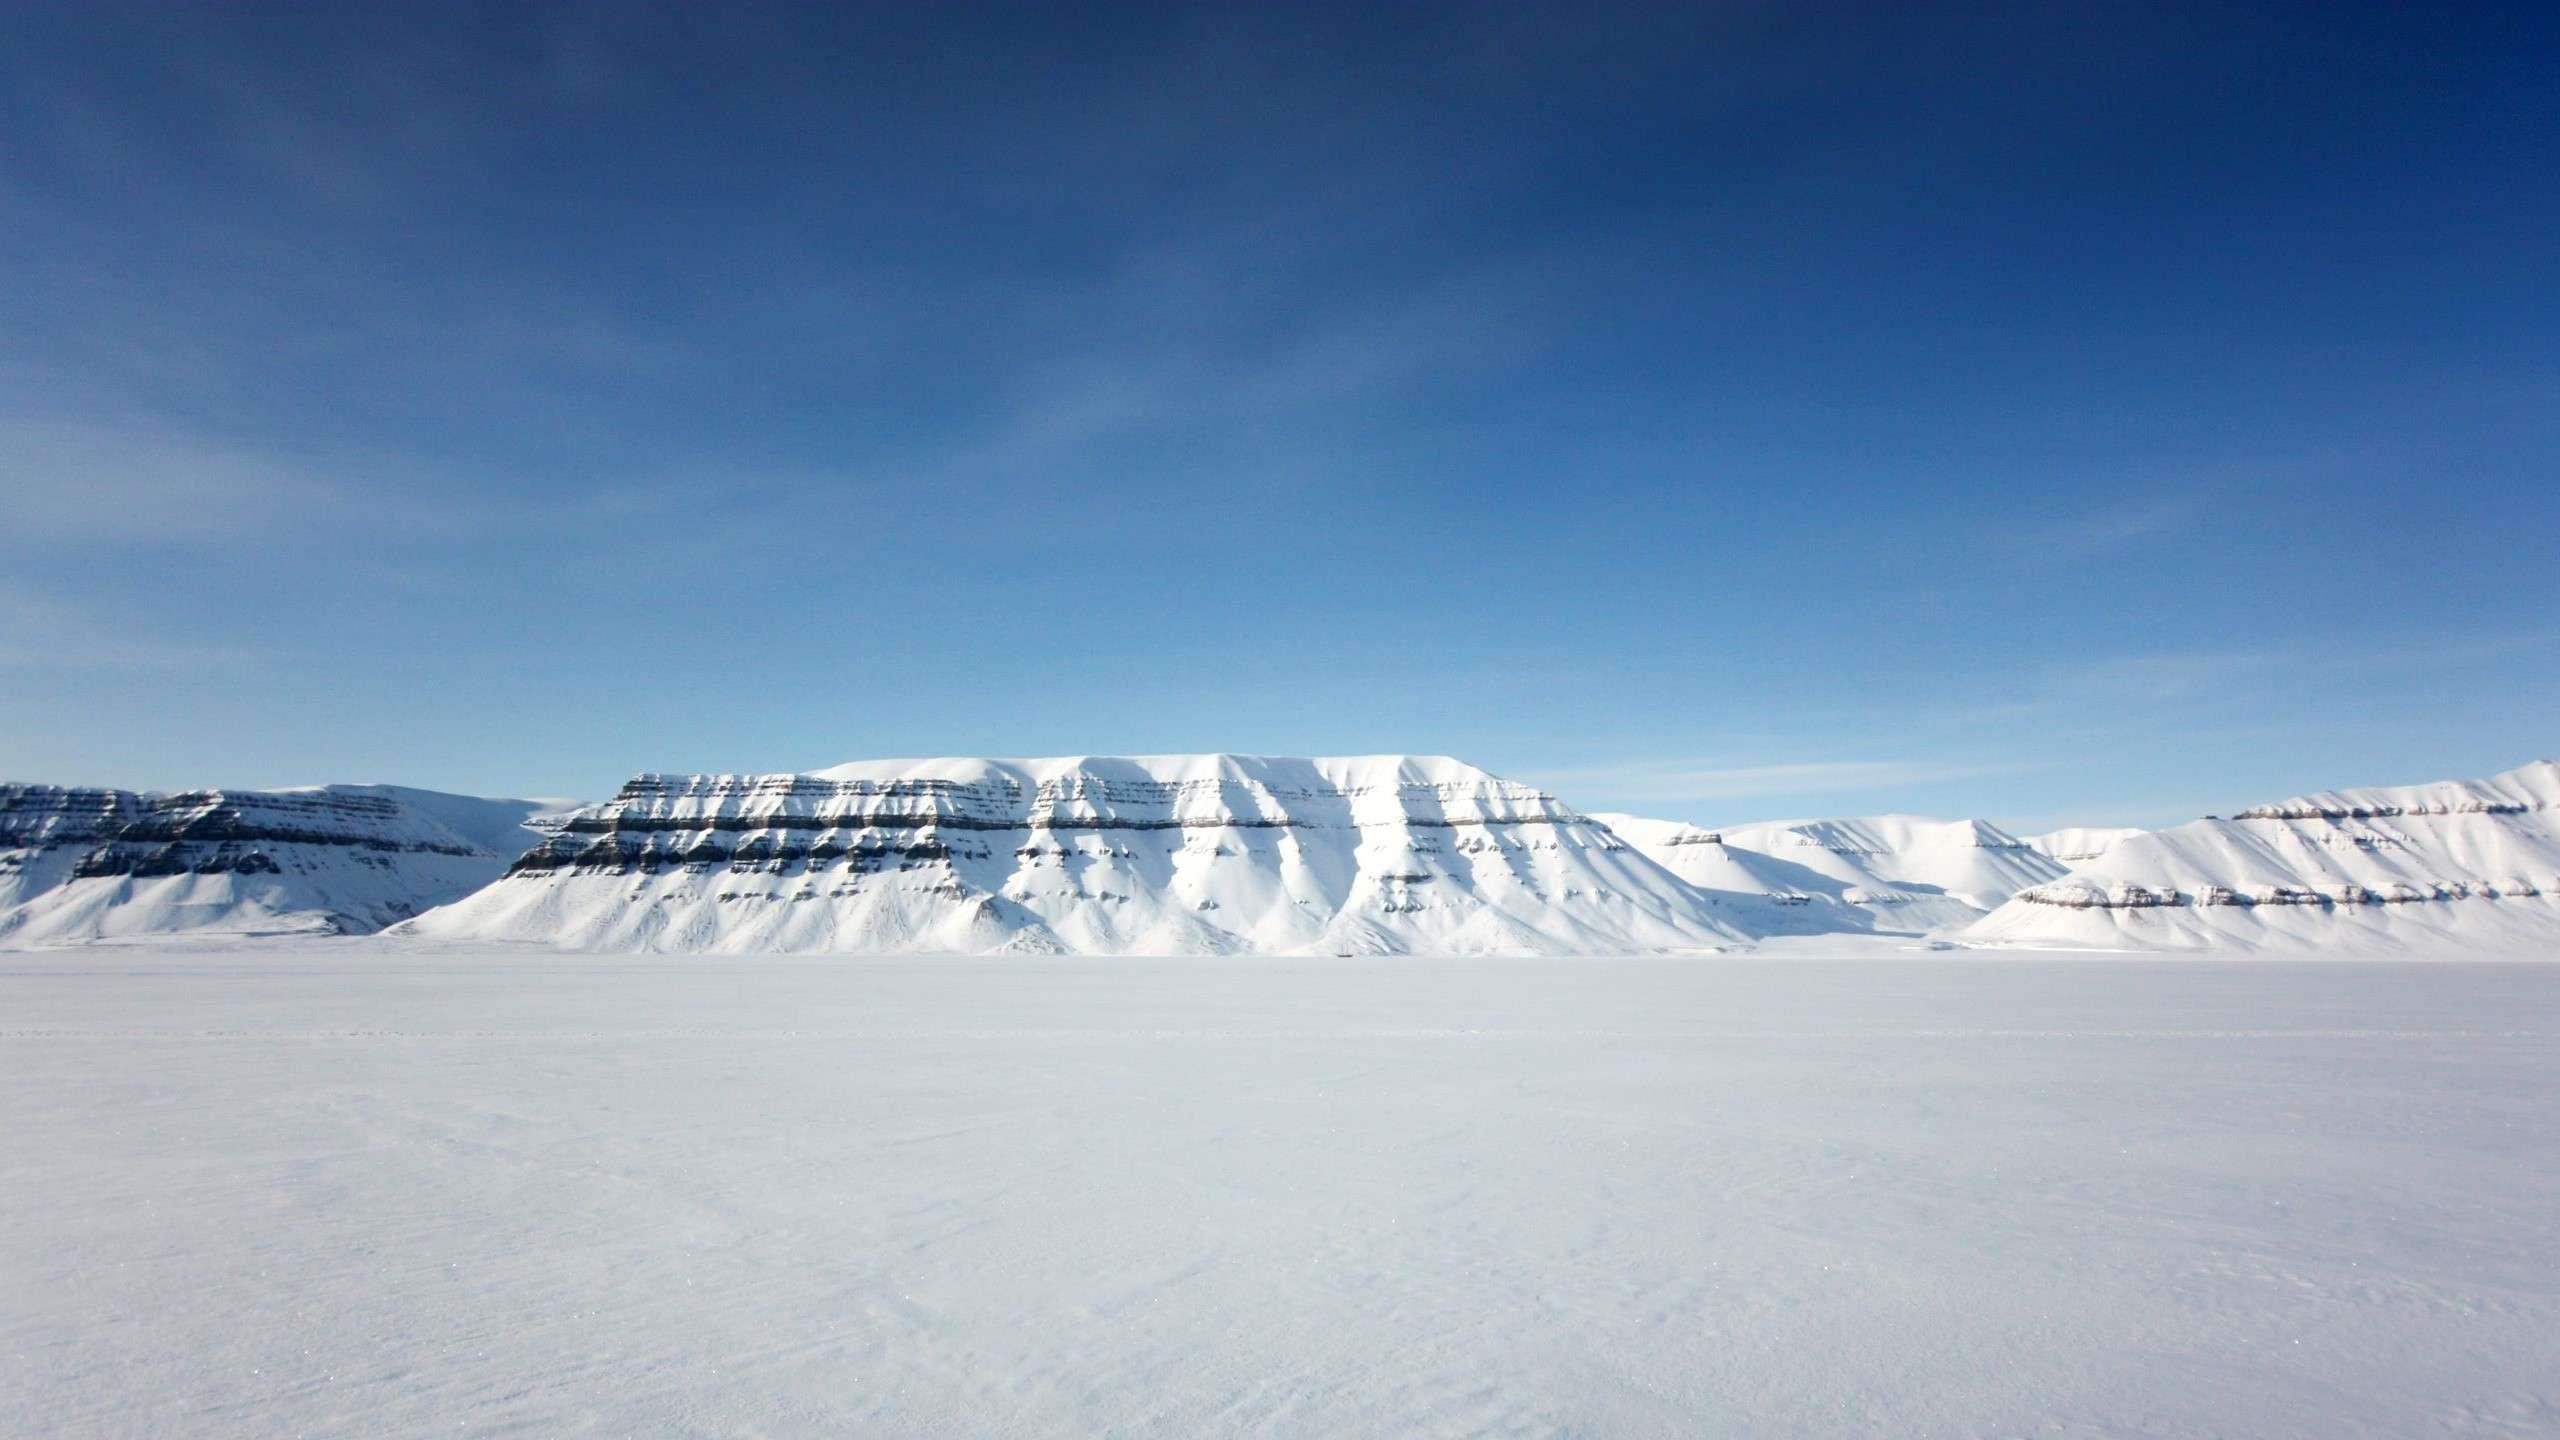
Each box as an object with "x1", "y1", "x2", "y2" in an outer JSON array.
[
  {"x1": 399, "y1": 754, "x2": 1749, "y2": 955},
  {"x1": 9, "y1": 755, "x2": 2554, "y2": 954}
]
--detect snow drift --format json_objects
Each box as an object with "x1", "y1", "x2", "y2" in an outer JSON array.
[
  {"x1": 0, "y1": 783, "x2": 569, "y2": 947},
  {"x1": 402, "y1": 754, "x2": 1750, "y2": 955},
  {"x1": 1969, "y1": 760, "x2": 2560, "y2": 952}
]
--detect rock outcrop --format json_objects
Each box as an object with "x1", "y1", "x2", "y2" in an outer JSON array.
[
  {"x1": 0, "y1": 786, "x2": 146, "y2": 914},
  {"x1": 0, "y1": 784, "x2": 570, "y2": 946}
]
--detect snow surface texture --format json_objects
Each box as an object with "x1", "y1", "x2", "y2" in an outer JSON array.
[
  {"x1": 1972, "y1": 760, "x2": 2560, "y2": 952},
  {"x1": 0, "y1": 784, "x2": 569, "y2": 947},
  {"x1": 405, "y1": 755, "x2": 1750, "y2": 955},
  {"x1": 1596, "y1": 810, "x2": 2065, "y2": 932},
  {"x1": 5, "y1": 946, "x2": 2555, "y2": 1438}
]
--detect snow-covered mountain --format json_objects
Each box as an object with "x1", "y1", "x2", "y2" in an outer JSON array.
[
  {"x1": 2026, "y1": 827, "x2": 2147, "y2": 863},
  {"x1": 0, "y1": 783, "x2": 572, "y2": 947},
  {"x1": 1587, "y1": 813, "x2": 1882, "y2": 935},
  {"x1": 403, "y1": 755, "x2": 1749, "y2": 955},
  {"x1": 17, "y1": 755, "x2": 2552, "y2": 955},
  {"x1": 1969, "y1": 761, "x2": 2560, "y2": 952},
  {"x1": 1599, "y1": 812, "x2": 2065, "y2": 933},
  {"x1": 0, "y1": 786, "x2": 142, "y2": 915}
]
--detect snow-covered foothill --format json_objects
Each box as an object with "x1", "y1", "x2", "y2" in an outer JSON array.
[
  {"x1": 1588, "y1": 812, "x2": 1882, "y2": 935},
  {"x1": 402, "y1": 754, "x2": 1748, "y2": 955},
  {"x1": 1602, "y1": 811, "x2": 2065, "y2": 933},
  {"x1": 1969, "y1": 760, "x2": 2560, "y2": 952}
]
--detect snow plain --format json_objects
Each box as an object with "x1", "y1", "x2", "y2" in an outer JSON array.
[{"x1": 7, "y1": 944, "x2": 2557, "y2": 1438}]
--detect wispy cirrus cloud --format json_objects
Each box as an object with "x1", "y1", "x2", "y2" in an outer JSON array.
[
  {"x1": 0, "y1": 419, "x2": 346, "y2": 543},
  {"x1": 1524, "y1": 757, "x2": 2031, "y2": 804},
  {"x1": 0, "y1": 416, "x2": 717, "y2": 548},
  {"x1": 0, "y1": 581, "x2": 270, "y2": 671},
  {"x1": 2035, "y1": 631, "x2": 2560, "y2": 705},
  {"x1": 1994, "y1": 440, "x2": 2438, "y2": 567},
  {"x1": 1911, "y1": 632, "x2": 2560, "y2": 732},
  {"x1": 2013, "y1": 492, "x2": 2209, "y2": 558}
]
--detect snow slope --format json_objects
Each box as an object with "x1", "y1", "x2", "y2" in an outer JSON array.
[
  {"x1": 404, "y1": 754, "x2": 1747, "y2": 954},
  {"x1": 2027, "y1": 826, "x2": 2148, "y2": 863},
  {"x1": 1602, "y1": 811, "x2": 2065, "y2": 933},
  {"x1": 1588, "y1": 812, "x2": 1882, "y2": 936},
  {"x1": 0, "y1": 784, "x2": 569, "y2": 947},
  {"x1": 1970, "y1": 760, "x2": 2560, "y2": 952}
]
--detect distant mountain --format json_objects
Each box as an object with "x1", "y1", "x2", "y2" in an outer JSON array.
[
  {"x1": 1600, "y1": 812, "x2": 2064, "y2": 933},
  {"x1": 0, "y1": 783, "x2": 573, "y2": 947},
  {"x1": 1968, "y1": 761, "x2": 2560, "y2": 952},
  {"x1": 402, "y1": 755, "x2": 1748, "y2": 955},
  {"x1": 17, "y1": 755, "x2": 2550, "y2": 955},
  {"x1": 2025, "y1": 827, "x2": 2148, "y2": 863},
  {"x1": 1587, "y1": 813, "x2": 1880, "y2": 935}
]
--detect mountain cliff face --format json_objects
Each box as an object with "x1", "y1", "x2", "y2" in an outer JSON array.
[
  {"x1": 0, "y1": 786, "x2": 145, "y2": 914},
  {"x1": 0, "y1": 784, "x2": 568, "y2": 947},
  {"x1": 1598, "y1": 812, "x2": 2065, "y2": 934},
  {"x1": 1967, "y1": 761, "x2": 2560, "y2": 951},
  {"x1": 401, "y1": 755, "x2": 1747, "y2": 955}
]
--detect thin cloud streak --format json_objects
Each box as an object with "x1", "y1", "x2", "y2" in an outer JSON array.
[
  {"x1": 1527, "y1": 758, "x2": 2031, "y2": 805},
  {"x1": 0, "y1": 582, "x2": 272, "y2": 671},
  {"x1": 1919, "y1": 631, "x2": 2560, "y2": 727},
  {"x1": 0, "y1": 417, "x2": 718, "y2": 547},
  {"x1": 2041, "y1": 632, "x2": 2560, "y2": 704}
]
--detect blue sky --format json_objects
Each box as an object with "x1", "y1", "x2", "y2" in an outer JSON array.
[{"x1": 3, "y1": 3, "x2": 2554, "y2": 829}]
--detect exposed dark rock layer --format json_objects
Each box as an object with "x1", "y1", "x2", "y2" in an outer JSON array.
[
  {"x1": 1, "y1": 783, "x2": 559, "y2": 944},
  {"x1": 412, "y1": 756, "x2": 1748, "y2": 954},
  {"x1": 513, "y1": 769, "x2": 1582, "y2": 879}
]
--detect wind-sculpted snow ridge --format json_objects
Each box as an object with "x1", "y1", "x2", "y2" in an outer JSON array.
[
  {"x1": 0, "y1": 784, "x2": 571, "y2": 947},
  {"x1": 1968, "y1": 760, "x2": 2560, "y2": 952},
  {"x1": 2026, "y1": 827, "x2": 2147, "y2": 863},
  {"x1": 402, "y1": 755, "x2": 1750, "y2": 954},
  {"x1": 1600, "y1": 811, "x2": 2066, "y2": 934}
]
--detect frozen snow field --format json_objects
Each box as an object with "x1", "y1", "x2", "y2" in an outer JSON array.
[{"x1": 6, "y1": 949, "x2": 2557, "y2": 1438}]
